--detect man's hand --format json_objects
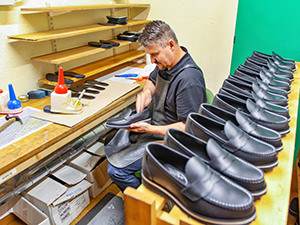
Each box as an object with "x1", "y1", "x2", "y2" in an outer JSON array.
[
  {"x1": 127, "y1": 121, "x2": 152, "y2": 133},
  {"x1": 127, "y1": 121, "x2": 186, "y2": 136}
]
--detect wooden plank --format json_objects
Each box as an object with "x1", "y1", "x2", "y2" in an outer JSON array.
[
  {"x1": 31, "y1": 39, "x2": 132, "y2": 64},
  {"x1": 38, "y1": 49, "x2": 145, "y2": 87},
  {"x1": 21, "y1": 4, "x2": 150, "y2": 12},
  {"x1": 8, "y1": 20, "x2": 150, "y2": 42}
]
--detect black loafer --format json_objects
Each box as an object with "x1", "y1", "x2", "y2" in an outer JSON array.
[
  {"x1": 272, "y1": 51, "x2": 295, "y2": 64},
  {"x1": 259, "y1": 70, "x2": 291, "y2": 90},
  {"x1": 106, "y1": 107, "x2": 150, "y2": 128},
  {"x1": 219, "y1": 86, "x2": 290, "y2": 119},
  {"x1": 164, "y1": 128, "x2": 267, "y2": 198},
  {"x1": 185, "y1": 113, "x2": 278, "y2": 170},
  {"x1": 267, "y1": 59, "x2": 294, "y2": 77},
  {"x1": 246, "y1": 99, "x2": 290, "y2": 135},
  {"x1": 199, "y1": 103, "x2": 283, "y2": 152},
  {"x1": 252, "y1": 82, "x2": 289, "y2": 106},
  {"x1": 252, "y1": 92, "x2": 290, "y2": 120},
  {"x1": 261, "y1": 67, "x2": 292, "y2": 83},
  {"x1": 213, "y1": 94, "x2": 290, "y2": 135},
  {"x1": 244, "y1": 57, "x2": 264, "y2": 71},
  {"x1": 142, "y1": 143, "x2": 257, "y2": 225},
  {"x1": 272, "y1": 56, "x2": 296, "y2": 71},
  {"x1": 255, "y1": 77, "x2": 290, "y2": 97}
]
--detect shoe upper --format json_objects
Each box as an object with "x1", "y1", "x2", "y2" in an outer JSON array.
[{"x1": 164, "y1": 128, "x2": 266, "y2": 196}]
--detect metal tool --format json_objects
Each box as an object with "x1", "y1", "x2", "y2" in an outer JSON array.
[{"x1": 0, "y1": 115, "x2": 23, "y2": 133}]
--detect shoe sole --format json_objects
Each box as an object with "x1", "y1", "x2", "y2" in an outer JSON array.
[
  {"x1": 106, "y1": 118, "x2": 151, "y2": 128},
  {"x1": 252, "y1": 186, "x2": 267, "y2": 199},
  {"x1": 279, "y1": 128, "x2": 290, "y2": 136},
  {"x1": 142, "y1": 173, "x2": 257, "y2": 225},
  {"x1": 256, "y1": 158, "x2": 278, "y2": 171}
]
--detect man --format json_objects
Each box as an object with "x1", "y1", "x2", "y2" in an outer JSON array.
[{"x1": 106, "y1": 20, "x2": 206, "y2": 191}]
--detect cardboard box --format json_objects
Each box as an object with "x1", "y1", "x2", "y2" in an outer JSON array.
[
  {"x1": 25, "y1": 165, "x2": 91, "y2": 225},
  {"x1": 0, "y1": 195, "x2": 50, "y2": 225},
  {"x1": 69, "y1": 142, "x2": 111, "y2": 198}
]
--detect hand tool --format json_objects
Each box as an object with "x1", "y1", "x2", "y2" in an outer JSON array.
[
  {"x1": 114, "y1": 74, "x2": 138, "y2": 78},
  {"x1": 0, "y1": 115, "x2": 23, "y2": 133},
  {"x1": 73, "y1": 90, "x2": 85, "y2": 107},
  {"x1": 126, "y1": 76, "x2": 149, "y2": 81}
]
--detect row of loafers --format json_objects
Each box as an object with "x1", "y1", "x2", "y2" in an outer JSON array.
[
  {"x1": 142, "y1": 108, "x2": 277, "y2": 224},
  {"x1": 140, "y1": 51, "x2": 294, "y2": 225}
]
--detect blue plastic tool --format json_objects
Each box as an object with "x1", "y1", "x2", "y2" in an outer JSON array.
[
  {"x1": 7, "y1": 84, "x2": 22, "y2": 110},
  {"x1": 114, "y1": 74, "x2": 138, "y2": 77}
]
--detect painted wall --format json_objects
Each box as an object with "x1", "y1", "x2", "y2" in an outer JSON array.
[
  {"x1": 230, "y1": 0, "x2": 300, "y2": 74},
  {"x1": 0, "y1": 0, "x2": 238, "y2": 96}
]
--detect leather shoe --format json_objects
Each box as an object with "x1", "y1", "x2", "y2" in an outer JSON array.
[
  {"x1": 212, "y1": 94, "x2": 290, "y2": 135},
  {"x1": 219, "y1": 88, "x2": 290, "y2": 120},
  {"x1": 267, "y1": 59, "x2": 294, "y2": 77},
  {"x1": 221, "y1": 78, "x2": 289, "y2": 106},
  {"x1": 185, "y1": 113, "x2": 278, "y2": 170},
  {"x1": 261, "y1": 67, "x2": 292, "y2": 83},
  {"x1": 142, "y1": 142, "x2": 257, "y2": 225},
  {"x1": 259, "y1": 69, "x2": 291, "y2": 91},
  {"x1": 164, "y1": 128, "x2": 267, "y2": 197},
  {"x1": 106, "y1": 107, "x2": 150, "y2": 128},
  {"x1": 255, "y1": 77, "x2": 290, "y2": 97},
  {"x1": 252, "y1": 81, "x2": 288, "y2": 106},
  {"x1": 199, "y1": 103, "x2": 283, "y2": 152},
  {"x1": 272, "y1": 51, "x2": 295, "y2": 64}
]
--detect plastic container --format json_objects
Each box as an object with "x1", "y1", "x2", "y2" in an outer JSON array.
[{"x1": 0, "y1": 89, "x2": 9, "y2": 113}]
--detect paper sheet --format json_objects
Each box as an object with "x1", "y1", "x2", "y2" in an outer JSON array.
[{"x1": 0, "y1": 107, "x2": 52, "y2": 150}]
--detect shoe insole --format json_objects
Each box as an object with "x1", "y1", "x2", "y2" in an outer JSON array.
[
  {"x1": 85, "y1": 80, "x2": 109, "y2": 86},
  {"x1": 78, "y1": 84, "x2": 105, "y2": 91},
  {"x1": 71, "y1": 87, "x2": 99, "y2": 94},
  {"x1": 54, "y1": 71, "x2": 85, "y2": 79},
  {"x1": 164, "y1": 163, "x2": 188, "y2": 186},
  {"x1": 71, "y1": 92, "x2": 95, "y2": 99},
  {"x1": 46, "y1": 73, "x2": 74, "y2": 84}
]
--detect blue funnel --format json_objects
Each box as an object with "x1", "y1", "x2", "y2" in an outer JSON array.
[{"x1": 7, "y1": 84, "x2": 22, "y2": 110}]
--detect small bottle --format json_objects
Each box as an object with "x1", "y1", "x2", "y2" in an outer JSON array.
[
  {"x1": 0, "y1": 89, "x2": 9, "y2": 113},
  {"x1": 50, "y1": 67, "x2": 71, "y2": 113},
  {"x1": 7, "y1": 84, "x2": 23, "y2": 114}
]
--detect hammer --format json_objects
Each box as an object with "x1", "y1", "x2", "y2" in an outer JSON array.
[{"x1": 0, "y1": 115, "x2": 23, "y2": 133}]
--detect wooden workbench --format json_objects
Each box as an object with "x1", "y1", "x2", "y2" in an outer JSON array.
[
  {"x1": 124, "y1": 62, "x2": 300, "y2": 225},
  {"x1": 0, "y1": 62, "x2": 144, "y2": 189}
]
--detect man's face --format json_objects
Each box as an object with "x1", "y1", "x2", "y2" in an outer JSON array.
[{"x1": 144, "y1": 41, "x2": 173, "y2": 70}]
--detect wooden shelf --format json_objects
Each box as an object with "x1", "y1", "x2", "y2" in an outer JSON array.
[
  {"x1": 38, "y1": 49, "x2": 145, "y2": 87},
  {"x1": 8, "y1": 20, "x2": 150, "y2": 42},
  {"x1": 31, "y1": 39, "x2": 133, "y2": 64},
  {"x1": 21, "y1": 4, "x2": 150, "y2": 13}
]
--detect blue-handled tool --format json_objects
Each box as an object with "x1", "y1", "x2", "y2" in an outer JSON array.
[{"x1": 114, "y1": 74, "x2": 138, "y2": 77}]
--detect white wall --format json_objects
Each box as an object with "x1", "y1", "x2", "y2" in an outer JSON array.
[{"x1": 0, "y1": 0, "x2": 238, "y2": 96}]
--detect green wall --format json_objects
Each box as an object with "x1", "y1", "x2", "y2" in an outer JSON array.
[{"x1": 230, "y1": 0, "x2": 300, "y2": 74}]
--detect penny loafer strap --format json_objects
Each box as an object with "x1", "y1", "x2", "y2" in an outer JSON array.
[{"x1": 181, "y1": 171, "x2": 219, "y2": 201}]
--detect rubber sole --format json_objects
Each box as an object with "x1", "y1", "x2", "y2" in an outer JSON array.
[{"x1": 142, "y1": 173, "x2": 257, "y2": 225}]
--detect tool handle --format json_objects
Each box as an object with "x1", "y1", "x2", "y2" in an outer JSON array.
[{"x1": 0, "y1": 118, "x2": 16, "y2": 132}]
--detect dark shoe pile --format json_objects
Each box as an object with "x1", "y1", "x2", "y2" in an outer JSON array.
[
  {"x1": 88, "y1": 40, "x2": 120, "y2": 49},
  {"x1": 141, "y1": 51, "x2": 295, "y2": 224},
  {"x1": 117, "y1": 31, "x2": 141, "y2": 42},
  {"x1": 106, "y1": 16, "x2": 128, "y2": 25}
]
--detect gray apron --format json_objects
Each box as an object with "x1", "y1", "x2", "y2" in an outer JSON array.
[{"x1": 105, "y1": 64, "x2": 198, "y2": 168}]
